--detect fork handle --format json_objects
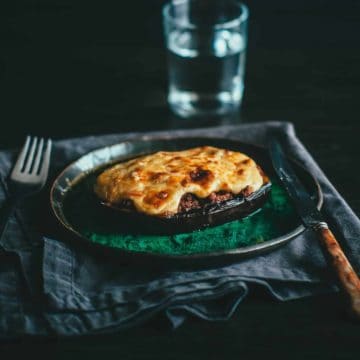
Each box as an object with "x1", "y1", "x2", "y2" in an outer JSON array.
[
  {"x1": 315, "y1": 224, "x2": 360, "y2": 320},
  {"x1": 0, "y1": 198, "x2": 16, "y2": 247}
]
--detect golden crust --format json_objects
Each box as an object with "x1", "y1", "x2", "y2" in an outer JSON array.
[{"x1": 94, "y1": 146, "x2": 267, "y2": 216}]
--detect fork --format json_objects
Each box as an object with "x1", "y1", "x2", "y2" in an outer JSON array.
[{"x1": 0, "y1": 136, "x2": 52, "y2": 243}]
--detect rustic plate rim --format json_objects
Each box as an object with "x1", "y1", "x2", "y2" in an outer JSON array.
[{"x1": 49, "y1": 136, "x2": 323, "y2": 261}]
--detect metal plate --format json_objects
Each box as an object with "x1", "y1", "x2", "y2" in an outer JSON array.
[{"x1": 50, "y1": 137, "x2": 323, "y2": 266}]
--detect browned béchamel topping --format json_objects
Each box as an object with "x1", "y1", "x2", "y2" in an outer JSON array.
[{"x1": 94, "y1": 146, "x2": 266, "y2": 216}]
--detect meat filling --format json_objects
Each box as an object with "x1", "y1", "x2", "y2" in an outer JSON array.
[
  {"x1": 178, "y1": 193, "x2": 201, "y2": 212},
  {"x1": 113, "y1": 189, "x2": 255, "y2": 214},
  {"x1": 208, "y1": 191, "x2": 234, "y2": 203},
  {"x1": 178, "y1": 191, "x2": 236, "y2": 213}
]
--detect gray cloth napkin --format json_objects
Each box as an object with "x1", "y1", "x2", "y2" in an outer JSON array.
[{"x1": 0, "y1": 121, "x2": 359, "y2": 337}]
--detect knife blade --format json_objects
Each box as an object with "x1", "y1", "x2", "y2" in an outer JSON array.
[
  {"x1": 269, "y1": 136, "x2": 360, "y2": 320},
  {"x1": 269, "y1": 138, "x2": 325, "y2": 229}
]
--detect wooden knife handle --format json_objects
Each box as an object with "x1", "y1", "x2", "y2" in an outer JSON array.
[{"x1": 316, "y1": 225, "x2": 360, "y2": 320}]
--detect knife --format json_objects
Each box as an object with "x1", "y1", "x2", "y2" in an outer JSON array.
[{"x1": 269, "y1": 137, "x2": 360, "y2": 320}]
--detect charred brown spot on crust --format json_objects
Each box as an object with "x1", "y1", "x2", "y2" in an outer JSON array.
[
  {"x1": 143, "y1": 192, "x2": 167, "y2": 208},
  {"x1": 149, "y1": 172, "x2": 167, "y2": 182},
  {"x1": 189, "y1": 168, "x2": 214, "y2": 186},
  {"x1": 167, "y1": 178, "x2": 178, "y2": 187},
  {"x1": 181, "y1": 178, "x2": 188, "y2": 186},
  {"x1": 143, "y1": 193, "x2": 155, "y2": 205},
  {"x1": 242, "y1": 159, "x2": 251, "y2": 165},
  {"x1": 237, "y1": 169, "x2": 244, "y2": 175},
  {"x1": 207, "y1": 149, "x2": 217, "y2": 156},
  {"x1": 156, "y1": 191, "x2": 169, "y2": 199}
]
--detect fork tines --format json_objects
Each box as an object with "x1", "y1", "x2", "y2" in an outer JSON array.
[{"x1": 12, "y1": 136, "x2": 52, "y2": 179}]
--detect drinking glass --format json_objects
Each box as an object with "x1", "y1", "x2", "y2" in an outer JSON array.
[{"x1": 163, "y1": 0, "x2": 249, "y2": 119}]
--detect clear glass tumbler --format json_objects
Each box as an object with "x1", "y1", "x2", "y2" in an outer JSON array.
[{"x1": 163, "y1": 0, "x2": 249, "y2": 119}]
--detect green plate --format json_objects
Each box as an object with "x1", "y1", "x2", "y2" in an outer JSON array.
[{"x1": 50, "y1": 137, "x2": 323, "y2": 266}]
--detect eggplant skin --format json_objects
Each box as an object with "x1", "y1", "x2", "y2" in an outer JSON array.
[{"x1": 101, "y1": 182, "x2": 271, "y2": 235}]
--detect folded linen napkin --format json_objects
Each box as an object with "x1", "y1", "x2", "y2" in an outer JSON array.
[{"x1": 0, "y1": 121, "x2": 359, "y2": 337}]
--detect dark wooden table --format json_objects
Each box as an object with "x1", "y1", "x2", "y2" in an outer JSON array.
[{"x1": 1, "y1": 0, "x2": 360, "y2": 358}]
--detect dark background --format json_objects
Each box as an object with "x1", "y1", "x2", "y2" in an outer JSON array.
[
  {"x1": 1, "y1": 0, "x2": 360, "y2": 358},
  {"x1": 1, "y1": 0, "x2": 359, "y2": 139}
]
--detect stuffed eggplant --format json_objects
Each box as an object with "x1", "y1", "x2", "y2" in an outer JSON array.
[{"x1": 94, "y1": 146, "x2": 271, "y2": 234}]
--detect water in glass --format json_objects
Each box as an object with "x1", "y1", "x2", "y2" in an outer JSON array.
[{"x1": 167, "y1": 28, "x2": 246, "y2": 118}]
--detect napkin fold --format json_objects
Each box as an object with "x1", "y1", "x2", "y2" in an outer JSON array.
[{"x1": 0, "y1": 121, "x2": 359, "y2": 337}]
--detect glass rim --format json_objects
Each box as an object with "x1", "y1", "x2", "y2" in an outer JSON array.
[{"x1": 163, "y1": 0, "x2": 249, "y2": 30}]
